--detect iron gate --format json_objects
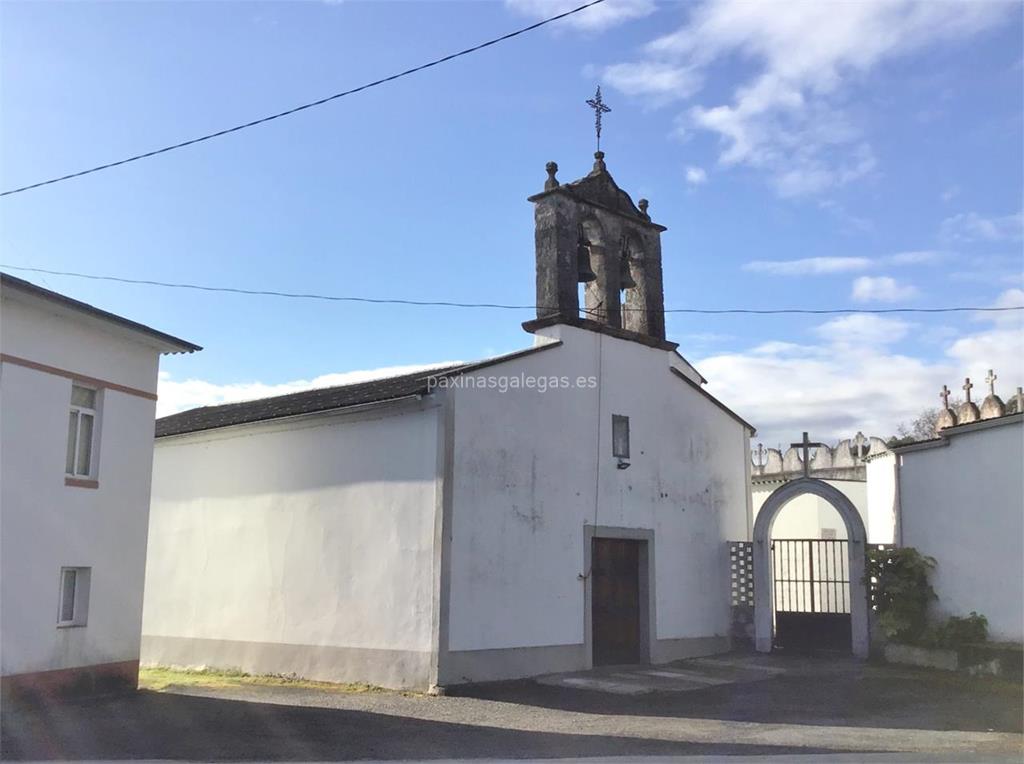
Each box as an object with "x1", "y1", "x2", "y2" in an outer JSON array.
[{"x1": 772, "y1": 539, "x2": 851, "y2": 653}]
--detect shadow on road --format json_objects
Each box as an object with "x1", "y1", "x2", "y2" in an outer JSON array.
[
  {"x1": 2, "y1": 690, "x2": 850, "y2": 761},
  {"x1": 450, "y1": 661, "x2": 1024, "y2": 735}
]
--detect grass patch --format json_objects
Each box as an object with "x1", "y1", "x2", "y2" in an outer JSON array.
[{"x1": 139, "y1": 666, "x2": 391, "y2": 694}]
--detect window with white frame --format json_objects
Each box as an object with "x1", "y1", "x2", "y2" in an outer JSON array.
[
  {"x1": 57, "y1": 567, "x2": 90, "y2": 627},
  {"x1": 66, "y1": 385, "x2": 99, "y2": 477}
]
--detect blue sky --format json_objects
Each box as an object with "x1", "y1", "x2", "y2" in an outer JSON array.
[{"x1": 2, "y1": 0, "x2": 1022, "y2": 445}]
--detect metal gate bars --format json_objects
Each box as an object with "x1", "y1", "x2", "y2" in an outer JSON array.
[{"x1": 772, "y1": 538, "x2": 852, "y2": 653}]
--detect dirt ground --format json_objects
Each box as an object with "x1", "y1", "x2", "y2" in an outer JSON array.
[{"x1": 2, "y1": 654, "x2": 1021, "y2": 761}]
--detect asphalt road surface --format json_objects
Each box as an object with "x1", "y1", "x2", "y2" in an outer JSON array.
[{"x1": 3, "y1": 654, "x2": 1021, "y2": 761}]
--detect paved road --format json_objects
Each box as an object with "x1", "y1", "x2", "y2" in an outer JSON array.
[{"x1": 2, "y1": 654, "x2": 1021, "y2": 761}]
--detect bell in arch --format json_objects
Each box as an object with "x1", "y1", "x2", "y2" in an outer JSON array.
[
  {"x1": 619, "y1": 239, "x2": 637, "y2": 290},
  {"x1": 576, "y1": 224, "x2": 597, "y2": 283}
]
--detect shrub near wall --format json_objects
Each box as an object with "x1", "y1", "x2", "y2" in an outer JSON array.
[
  {"x1": 865, "y1": 547, "x2": 936, "y2": 645},
  {"x1": 865, "y1": 548, "x2": 1012, "y2": 676}
]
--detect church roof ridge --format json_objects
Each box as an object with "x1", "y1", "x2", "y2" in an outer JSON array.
[{"x1": 155, "y1": 342, "x2": 562, "y2": 438}]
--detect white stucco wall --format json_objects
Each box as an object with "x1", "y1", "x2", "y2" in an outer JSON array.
[
  {"x1": 445, "y1": 325, "x2": 750, "y2": 667},
  {"x1": 1, "y1": 296, "x2": 162, "y2": 676},
  {"x1": 865, "y1": 453, "x2": 898, "y2": 545},
  {"x1": 141, "y1": 400, "x2": 442, "y2": 687},
  {"x1": 896, "y1": 419, "x2": 1024, "y2": 642},
  {"x1": 751, "y1": 480, "x2": 868, "y2": 541}
]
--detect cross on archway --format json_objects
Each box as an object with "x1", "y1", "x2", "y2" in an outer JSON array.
[{"x1": 790, "y1": 431, "x2": 826, "y2": 478}]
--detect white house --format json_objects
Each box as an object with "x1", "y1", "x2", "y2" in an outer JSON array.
[
  {"x1": 141, "y1": 151, "x2": 755, "y2": 691},
  {"x1": 878, "y1": 380, "x2": 1023, "y2": 642},
  {"x1": 0, "y1": 274, "x2": 199, "y2": 697}
]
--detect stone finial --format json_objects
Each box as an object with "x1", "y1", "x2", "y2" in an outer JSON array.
[
  {"x1": 962, "y1": 377, "x2": 974, "y2": 403},
  {"x1": 638, "y1": 198, "x2": 650, "y2": 220},
  {"x1": 981, "y1": 394, "x2": 1006, "y2": 419},
  {"x1": 810, "y1": 443, "x2": 834, "y2": 470},
  {"x1": 592, "y1": 150, "x2": 607, "y2": 173},
  {"x1": 935, "y1": 407, "x2": 958, "y2": 433},
  {"x1": 832, "y1": 438, "x2": 856, "y2": 467},
  {"x1": 1010, "y1": 386, "x2": 1024, "y2": 414},
  {"x1": 985, "y1": 369, "x2": 997, "y2": 395},
  {"x1": 544, "y1": 161, "x2": 559, "y2": 191}
]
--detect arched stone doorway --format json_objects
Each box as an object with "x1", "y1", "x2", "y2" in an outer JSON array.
[{"x1": 753, "y1": 477, "x2": 869, "y2": 658}]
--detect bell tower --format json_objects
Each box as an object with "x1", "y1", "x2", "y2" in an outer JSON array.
[{"x1": 525, "y1": 151, "x2": 668, "y2": 342}]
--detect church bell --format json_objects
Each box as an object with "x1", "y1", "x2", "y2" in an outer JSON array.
[
  {"x1": 576, "y1": 224, "x2": 597, "y2": 283},
  {"x1": 619, "y1": 240, "x2": 636, "y2": 290}
]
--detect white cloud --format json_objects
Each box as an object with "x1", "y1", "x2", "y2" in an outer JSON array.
[
  {"x1": 603, "y1": 62, "x2": 701, "y2": 101},
  {"x1": 685, "y1": 166, "x2": 707, "y2": 185},
  {"x1": 885, "y1": 250, "x2": 944, "y2": 266},
  {"x1": 813, "y1": 314, "x2": 910, "y2": 346},
  {"x1": 697, "y1": 296, "x2": 1024, "y2": 447},
  {"x1": 601, "y1": 0, "x2": 1009, "y2": 196},
  {"x1": 939, "y1": 210, "x2": 1024, "y2": 243},
  {"x1": 743, "y1": 257, "x2": 872, "y2": 275},
  {"x1": 743, "y1": 250, "x2": 946, "y2": 276},
  {"x1": 505, "y1": 0, "x2": 655, "y2": 32},
  {"x1": 156, "y1": 362, "x2": 460, "y2": 418},
  {"x1": 851, "y1": 276, "x2": 919, "y2": 302}
]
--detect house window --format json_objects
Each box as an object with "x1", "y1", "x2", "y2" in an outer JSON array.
[
  {"x1": 57, "y1": 567, "x2": 90, "y2": 627},
  {"x1": 612, "y1": 414, "x2": 630, "y2": 458},
  {"x1": 66, "y1": 385, "x2": 98, "y2": 477}
]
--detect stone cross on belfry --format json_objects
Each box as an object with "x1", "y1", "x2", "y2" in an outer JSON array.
[
  {"x1": 586, "y1": 86, "x2": 611, "y2": 152},
  {"x1": 790, "y1": 431, "x2": 826, "y2": 479},
  {"x1": 940, "y1": 384, "x2": 952, "y2": 409},
  {"x1": 985, "y1": 369, "x2": 997, "y2": 395},
  {"x1": 963, "y1": 377, "x2": 974, "y2": 403}
]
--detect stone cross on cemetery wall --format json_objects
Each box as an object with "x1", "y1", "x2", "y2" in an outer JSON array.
[
  {"x1": 790, "y1": 431, "x2": 826, "y2": 478},
  {"x1": 985, "y1": 369, "x2": 997, "y2": 396},
  {"x1": 940, "y1": 384, "x2": 952, "y2": 409}
]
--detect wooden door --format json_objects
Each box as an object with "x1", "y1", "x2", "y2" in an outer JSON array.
[{"x1": 591, "y1": 538, "x2": 641, "y2": 666}]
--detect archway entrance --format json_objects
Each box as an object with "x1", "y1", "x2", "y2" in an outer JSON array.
[{"x1": 753, "y1": 465, "x2": 869, "y2": 658}]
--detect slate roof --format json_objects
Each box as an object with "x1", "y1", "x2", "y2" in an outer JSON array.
[
  {"x1": 155, "y1": 343, "x2": 562, "y2": 438},
  {"x1": 1, "y1": 272, "x2": 201, "y2": 354}
]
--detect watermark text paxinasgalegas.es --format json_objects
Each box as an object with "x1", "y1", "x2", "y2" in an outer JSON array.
[{"x1": 427, "y1": 373, "x2": 597, "y2": 394}]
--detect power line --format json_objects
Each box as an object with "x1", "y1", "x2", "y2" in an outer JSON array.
[
  {"x1": 0, "y1": 0, "x2": 607, "y2": 198},
  {"x1": 4, "y1": 264, "x2": 1022, "y2": 316}
]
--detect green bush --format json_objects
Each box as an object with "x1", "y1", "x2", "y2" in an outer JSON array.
[
  {"x1": 922, "y1": 612, "x2": 989, "y2": 649},
  {"x1": 864, "y1": 547, "x2": 936, "y2": 643}
]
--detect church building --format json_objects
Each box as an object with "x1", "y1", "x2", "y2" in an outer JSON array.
[{"x1": 141, "y1": 149, "x2": 755, "y2": 691}]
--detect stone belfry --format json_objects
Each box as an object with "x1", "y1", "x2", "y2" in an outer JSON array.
[
  {"x1": 524, "y1": 90, "x2": 667, "y2": 342},
  {"x1": 526, "y1": 151, "x2": 667, "y2": 341}
]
